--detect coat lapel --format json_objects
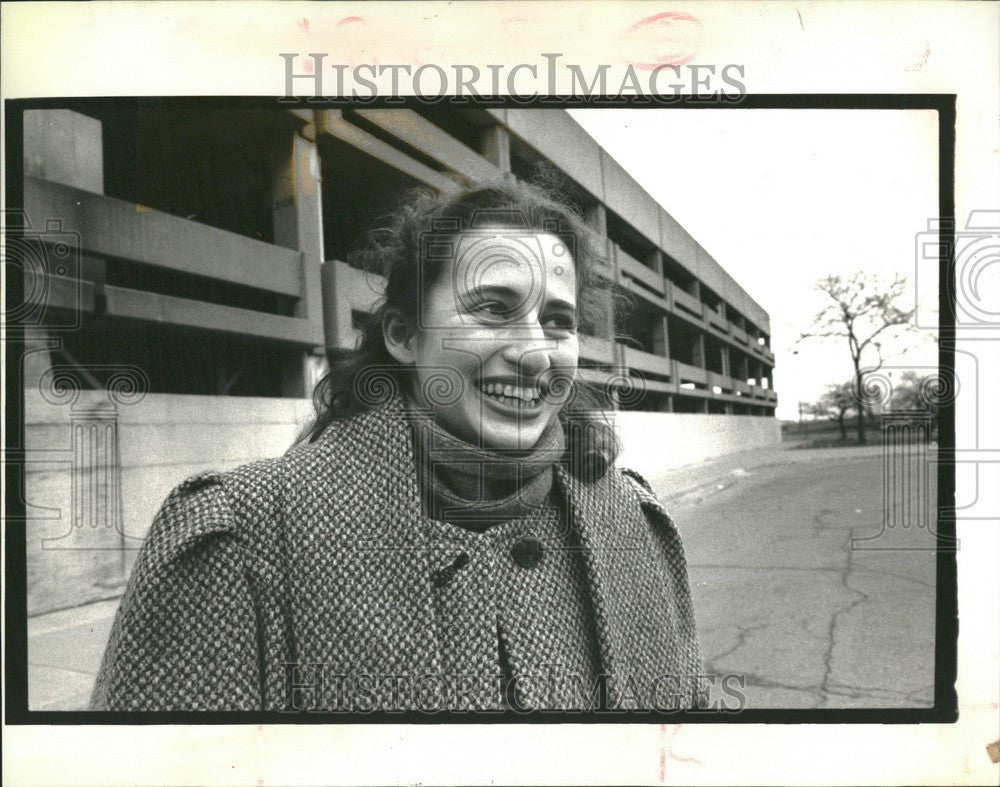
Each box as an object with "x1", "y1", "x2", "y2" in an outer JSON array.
[{"x1": 554, "y1": 463, "x2": 689, "y2": 708}]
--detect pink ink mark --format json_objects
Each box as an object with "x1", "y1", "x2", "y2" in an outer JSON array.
[
  {"x1": 337, "y1": 16, "x2": 366, "y2": 26},
  {"x1": 298, "y1": 17, "x2": 310, "y2": 33},
  {"x1": 905, "y1": 42, "x2": 932, "y2": 72},
  {"x1": 658, "y1": 723, "x2": 667, "y2": 782},
  {"x1": 502, "y1": 16, "x2": 531, "y2": 36},
  {"x1": 658, "y1": 723, "x2": 704, "y2": 781},
  {"x1": 303, "y1": 57, "x2": 314, "y2": 75},
  {"x1": 625, "y1": 11, "x2": 704, "y2": 70}
]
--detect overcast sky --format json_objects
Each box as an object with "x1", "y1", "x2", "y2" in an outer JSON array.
[{"x1": 567, "y1": 108, "x2": 940, "y2": 420}]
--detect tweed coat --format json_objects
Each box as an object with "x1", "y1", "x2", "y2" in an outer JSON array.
[{"x1": 91, "y1": 397, "x2": 703, "y2": 712}]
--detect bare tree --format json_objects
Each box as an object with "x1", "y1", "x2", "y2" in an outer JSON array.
[
  {"x1": 797, "y1": 273, "x2": 915, "y2": 444},
  {"x1": 811, "y1": 381, "x2": 857, "y2": 440}
]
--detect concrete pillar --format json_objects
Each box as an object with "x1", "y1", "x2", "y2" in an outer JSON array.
[
  {"x1": 272, "y1": 118, "x2": 325, "y2": 397},
  {"x1": 737, "y1": 352, "x2": 749, "y2": 382},
  {"x1": 691, "y1": 332, "x2": 706, "y2": 368},
  {"x1": 23, "y1": 110, "x2": 106, "y2": 385},
  {"x1": 657, "y1": 315, "x2": 671, "y2": 359},
  {"x1": 586, "y1": 202, "x2": 608, "y2": 237},
  {"x1": 649, "y1": 248, "x2": 665, "y2": 276},
  {"x1": 24, "y1": 110, "x2": 104, "y2": 193},
  {"x1": 272, "y1": 122, "x2": 325, "y2": 268},
  {"x1": 697, "y1": 398, "x2": 709, "y2": 413},
  {"x1": 281, "y1": 351, "x2": 327, "y2": 398},
  {"x1": 481, "y1": 125, "x2": 511, "y2": 173},
  {"x1": 651, "y1": 315, "x2": 669, "y2": 356},
  {"x1": 720, "y1": 344, "x2": 731, "y2": 378}
]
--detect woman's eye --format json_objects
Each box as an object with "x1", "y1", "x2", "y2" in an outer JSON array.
[
  {"x1": 470, "y1": 301, "x2": 509, "y2": 320},
  {"x1": 544, "y1": 315, "x2": 577, "y2": 331}
]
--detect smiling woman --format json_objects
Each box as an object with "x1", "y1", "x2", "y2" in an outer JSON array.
[{"x1": 91, "y1": 178, "x2": 704, "y2": 713}]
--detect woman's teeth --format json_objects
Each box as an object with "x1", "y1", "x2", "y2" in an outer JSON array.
[{"x1": 480, "y1": 382, "x2": 542, "y2": 405}]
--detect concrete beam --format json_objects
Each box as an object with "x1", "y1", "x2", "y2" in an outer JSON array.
[
  {"x1": 315, "y1": 109, "x2": 457, "y2": 193},
  {"x1": 25, "y1": 177, "x2": 304, "y2": 298},
  {"x1": 599, "y1": 149, "x2": 660, "y2": 247},
  {"x1": 354, "y1": 109, "x2": 500, "y2": 182},
  {"x1": 102, "y1": 285, "x2": 324, "y2": 345},
  {"x1": 504, "y1": 109, "x2": 604, "y2": 200}
]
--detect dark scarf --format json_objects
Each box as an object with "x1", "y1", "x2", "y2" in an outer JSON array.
[{"x1": 408, "y1": 408, "x2": 567, "y2": 532}]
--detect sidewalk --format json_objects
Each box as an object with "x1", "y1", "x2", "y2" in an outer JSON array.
[
  {"x1": 27, "y1": 598, "x2": 119, "y2": 710},
  {"x1": 646, "y1": 441, "x2": 884, "y2": 508}
]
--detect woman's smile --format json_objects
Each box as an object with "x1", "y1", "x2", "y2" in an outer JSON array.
[{"x1": 474, "y1": 378, "x2": 545, "y2": 411}]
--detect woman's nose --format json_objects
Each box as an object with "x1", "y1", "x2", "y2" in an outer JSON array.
[{"x1": 499, "y1": 322, "x2": 553, "y2": 376}]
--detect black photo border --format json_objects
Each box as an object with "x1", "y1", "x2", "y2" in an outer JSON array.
[{"x1": 3, "y1": 93, "x2": 958, "y2": 725}]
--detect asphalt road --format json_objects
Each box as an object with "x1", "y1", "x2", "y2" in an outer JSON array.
[
  {"x1": 667, "y1": 443, "x2": 939, "y2": 709},
  {"x1": 29, "y1": 441, "x2": 940, "y2": 712}
]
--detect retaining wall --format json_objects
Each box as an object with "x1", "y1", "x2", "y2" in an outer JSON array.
[
  {"x1": 613, "y1": 411, "x2": 782, "y2": 484},
  {"x1": 24, "y1": 394, "x2": 779, "y2": 614}
]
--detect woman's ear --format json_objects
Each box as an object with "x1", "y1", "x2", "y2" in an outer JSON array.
[{"x1": 383, "y1": 309, "x2": 417, "y2": 365}]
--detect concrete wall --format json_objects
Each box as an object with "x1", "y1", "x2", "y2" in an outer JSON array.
[
  {"x1": 614, "y1": 412, "x2": 782, "y2": 485},
  {"x1": 24, "y1": 392, "x2": 313, "y2": 615},
  {"x1": 24, "y1": 386, "x2": 778, "y2": 614}
]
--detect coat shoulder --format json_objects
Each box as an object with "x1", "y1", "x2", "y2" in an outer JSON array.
[
  {"x1": 142, "y1": 454, "x2": 292, "y2": 573},
  {"x1": 619, "y1": 467, "x2": 675, "y2": 526},
  {"x1": 144, "y1": 408, "x2": 399, "y2": 572},
  {"x1": 139, "y1": 471, "x2": 237, "y2": 572}
]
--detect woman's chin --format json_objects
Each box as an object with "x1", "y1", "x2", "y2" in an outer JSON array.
[
  {"x1": 433, "y1": 397, "x2": 557, "y2": 450},
  {"x1": 475, "y1": 411, "x2": 553, "y2": 451}
]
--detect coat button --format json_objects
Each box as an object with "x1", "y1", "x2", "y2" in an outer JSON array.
[
  {"x1": 432, "y1": 552, "x2": 470, "y2": 588},
  {"x1": 511, "y1": 537, "x2": 544, "y2": 569}
]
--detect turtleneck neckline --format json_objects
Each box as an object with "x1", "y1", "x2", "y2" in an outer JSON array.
[{"x1": 407, "y1": 406, "x2": 566, "y2": 533}]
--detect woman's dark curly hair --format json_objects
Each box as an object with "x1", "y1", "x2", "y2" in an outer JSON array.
[{"x1": 300, "y1": 175, "x2": 622, "y2": 481}]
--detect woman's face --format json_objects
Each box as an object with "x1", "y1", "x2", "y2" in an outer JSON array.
[{"x1": 389, "y1": 229, "x2": 579, "y2": 450}]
